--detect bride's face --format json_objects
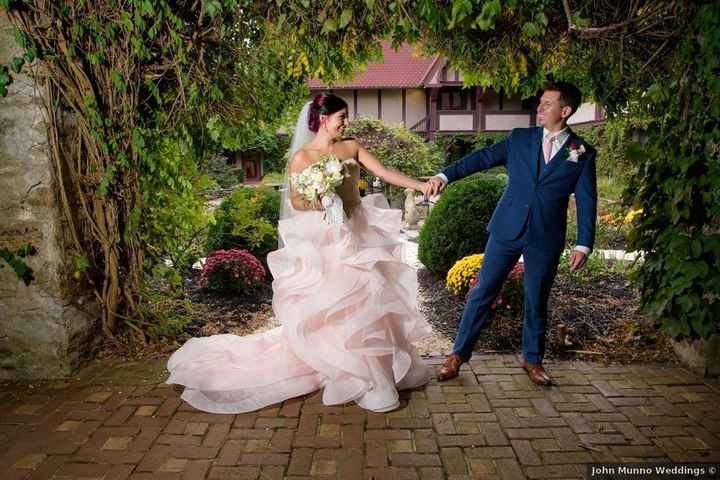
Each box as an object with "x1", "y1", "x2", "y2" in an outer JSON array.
[{"x1": 320, "y1": 108, "x2": 349, "y2": 138}]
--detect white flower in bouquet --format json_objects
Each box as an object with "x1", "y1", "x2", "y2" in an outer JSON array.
[
  {"x1": 290, "y1": 153, "x2": 348, "y2": 205},
  {"x1": 324, "y1": 159, "x2": 343, "y2": 176}
]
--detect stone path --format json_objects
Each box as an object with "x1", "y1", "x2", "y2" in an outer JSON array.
[{"x1": 2, "y1": 355, "x2": 720, "y2": 479}]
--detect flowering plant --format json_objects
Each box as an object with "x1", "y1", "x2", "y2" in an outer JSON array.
[
  {"x1": 200, "y1": 248, "x2": 266, "y2": 294},
  {"x1": 566, "y1": 143, "x2": 586, "y2": 162},
  {"x1": 446, "y1": 253, "x2": 484, "y2": 296}
]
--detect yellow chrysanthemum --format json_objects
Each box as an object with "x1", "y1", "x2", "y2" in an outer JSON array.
[
  {"x1": 624, "y1": 208, "x2": 643, "y2": 225},
  {"x1": 446, "y1": 254, "x2": 484, "y2": 296}
]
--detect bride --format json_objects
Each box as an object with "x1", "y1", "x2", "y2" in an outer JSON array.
[{"x1": 166, "y1": 92, "x2": 433, "y2": 413}]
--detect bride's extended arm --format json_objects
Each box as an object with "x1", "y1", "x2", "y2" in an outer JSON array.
[{"x1": 356, "y1": 143, "x2": 426, "y2": 192}]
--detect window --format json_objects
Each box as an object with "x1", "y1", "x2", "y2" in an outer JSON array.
[{"x1": 440, "y1": 88, "x2": 474, "y2": 110}]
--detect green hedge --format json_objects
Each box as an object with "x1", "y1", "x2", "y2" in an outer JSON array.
[
  {"x1": 205, "y1": 186, "x2": 280, "y2": 261},
  {"x1": 418, "y1": 173, "x2": 507, "y2": 274}
]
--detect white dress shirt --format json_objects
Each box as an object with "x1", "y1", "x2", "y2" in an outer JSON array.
[
  {"x1": 543, "y1": 127, "x2": 570, "y2": 161},
  {"x1": 433, "y1": 126, "x2": 590, "y2": 255}
]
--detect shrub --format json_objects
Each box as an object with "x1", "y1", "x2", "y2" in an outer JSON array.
[
  {"x1": 573, "y1": 115, "x2": 646, "y2": 178},
  {"x1": 200, "y1": 249, "x2": 266, "y2": 294},
  {"x1": 205, "y1": 186, "x2": 281, "y2": 261},
  {"x1": 142, "y1": 288, "x2": 195, "y2": 339},
  {"x1": 447, "y1": 253, "x2": 484, "y2": 296},
  {"x1": 261, "y1": 171, "x2": 285, "y2": 185},
  {"x1": 205, "y1": 153, "x2": 244, "y2": 189},
  {"x1": 432, "y1": 134, "x2": 476, "y2": 167},
  {"x1": 418, "y1": 174, "x2": 506, "y2": 274},
  {"x1": 143, "y1": 136, "x2": 214, "y2": 278},
  {"x1": 473, "y1": 131, "x2": 509, "y2": 149},
  {"x1": 345, "y1": 117, "x2": 445, "y2": 205}
]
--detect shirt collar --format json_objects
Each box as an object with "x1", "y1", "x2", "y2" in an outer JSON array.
[{"x1": 543, "y1": 127, "x2": 570, "y2": 143}]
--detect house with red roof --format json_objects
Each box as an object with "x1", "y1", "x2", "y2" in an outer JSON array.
[
  {"x1": 308, "y1": 42, "x2": 604, "y2": 139},
  {"x1": 239, "y1": 42, "x2": 604, "y2": 183}
]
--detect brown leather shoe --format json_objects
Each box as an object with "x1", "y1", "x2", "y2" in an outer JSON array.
[
  {"x1": 437, "y1": 353, "x2": 464, "y2": 381},
  {"x1": 522, "y1": 361, "x2": 552, "y2": 386}
]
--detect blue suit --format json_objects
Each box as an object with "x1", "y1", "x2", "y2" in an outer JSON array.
[{"x1": 442, "y1": 126, "x2": 597, "y2": 363}]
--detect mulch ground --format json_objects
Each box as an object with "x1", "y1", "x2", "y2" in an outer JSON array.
[{"x1": 416, "y1": 266, "x2": 678, "y2": 365}]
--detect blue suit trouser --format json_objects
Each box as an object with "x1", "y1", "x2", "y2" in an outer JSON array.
[{"x1": 452, "y1": 226, "x2": 562, "y2": 364}]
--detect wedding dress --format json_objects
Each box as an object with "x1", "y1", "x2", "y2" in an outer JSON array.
[{"x1": 165, "y1": 158, "x2": 433, "y2": 413}]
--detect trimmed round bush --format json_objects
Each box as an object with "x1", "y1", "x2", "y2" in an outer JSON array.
[
  {"x1": 200, "y1": 249, "x2": 266, "y2": 294},
  {"x1": 205, "y1": 186, "x2": 280, "y2": 261},
  {"x1": 418, "y1": 174, "x2": 507, "y2": 274}
]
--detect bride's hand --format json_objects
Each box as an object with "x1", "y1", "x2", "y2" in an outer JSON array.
[{"x1": 306, "y1": 197, "x2": 324, "y2": 210}]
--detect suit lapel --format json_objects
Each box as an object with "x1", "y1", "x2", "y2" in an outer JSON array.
[
  {"x1": 527, "y1": 127, "x2": 542, "y2": 181},
  {"x1": 539, "y1": 129, "x2": 575, "y2": 182}
]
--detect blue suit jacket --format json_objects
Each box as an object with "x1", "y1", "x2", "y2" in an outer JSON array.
[{"x1": 441, "y1": 127, "x2": 598, "y2": 254}]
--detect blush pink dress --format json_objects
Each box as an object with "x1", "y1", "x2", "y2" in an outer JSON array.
[{"x1": 166, "y1": 159, "x2": 432, "y2": 413}]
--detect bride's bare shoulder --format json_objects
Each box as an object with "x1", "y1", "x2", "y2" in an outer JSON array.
[{"x1": 289, "y1": 149, "x2": 315, "y2": 173}]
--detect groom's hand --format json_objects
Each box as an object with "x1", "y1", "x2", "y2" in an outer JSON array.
[
  {"x1": 427, "y1": 176, "x2": 446, "y2": 197},
  {"x1": 569, "y1": 250, "x2": 588, "y2": 272}
]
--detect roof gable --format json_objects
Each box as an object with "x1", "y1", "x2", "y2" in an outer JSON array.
[{"x1": 308, "y1": 42, "x2": 439, "y2": 90}]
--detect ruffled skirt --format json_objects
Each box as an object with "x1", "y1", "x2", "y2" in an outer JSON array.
[{"x1": 166, "y1": 194, "x2": 432, "y2": 413}]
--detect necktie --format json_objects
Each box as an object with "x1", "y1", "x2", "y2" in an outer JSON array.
[{"x1": 543, "y1": 134, "x2": 553, "y2": 164}]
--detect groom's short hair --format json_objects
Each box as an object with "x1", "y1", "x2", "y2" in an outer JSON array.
[{"x1": 543, "y1": 81, "x2": 582, "y2": 115}]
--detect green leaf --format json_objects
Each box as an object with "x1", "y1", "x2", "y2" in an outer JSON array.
[
  {"x1": 10, "y1": 56, "x2": 24, "y2": 74},
  {"x1": 322, "y1": 18, "x2": 337, "y2": 34},
  {"x1": 339, "y1": 9, "x2": 353, "y2": 29},
  {"x1": 0, "y1": 65, "x2": 12, "y2": 98},
  {"x1": 536, "y1": 12, "x2": 548, "y2": 26},
  {"x1": 203, "y1": 0, "x2": 223, "y2": 18},
  {"x1": 475, "y1": 0, "x2": 501, "y2": 31},
  {"x1": 17, "y1": 244, "x2": 37, "y2": 257},
  {"x1": 449, "y1": 0, "x2": 473, "y2": 29},
  {"x1": 111, "y1": 70, "x2": 127, "y2": 94},
  {"x1": 521, "y1": 21, "x2": 540, "y2": 38}
]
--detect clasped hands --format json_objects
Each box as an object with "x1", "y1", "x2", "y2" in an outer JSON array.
[{"x1": 422, "y1": 176, "x2": 446, "y2": 199}]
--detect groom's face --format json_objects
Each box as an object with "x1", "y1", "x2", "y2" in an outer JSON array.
[{"x1": 537, "y1": 90, "x2": 571, "y2": 128}]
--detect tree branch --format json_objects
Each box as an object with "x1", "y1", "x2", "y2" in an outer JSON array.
[{"x1": 562, "y1": 0, "x2": 677, "y2": 40}]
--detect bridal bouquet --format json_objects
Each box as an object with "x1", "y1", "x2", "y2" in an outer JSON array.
[{"x1": 290, "y1": 153, "x2": 349, "y2": 227}]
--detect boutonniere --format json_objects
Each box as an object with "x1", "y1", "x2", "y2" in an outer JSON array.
[{"x1": 566, "y1": 143, "x2": 586, "y2": 162}]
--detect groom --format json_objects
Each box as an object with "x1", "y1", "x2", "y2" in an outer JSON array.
[{"x1": 426, "y1": 81, "x2": 597, "y2": 386}]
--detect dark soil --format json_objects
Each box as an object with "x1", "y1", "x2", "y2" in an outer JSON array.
[{"x1": 416, "y1": 266, "x2": 679, "y2": 365}]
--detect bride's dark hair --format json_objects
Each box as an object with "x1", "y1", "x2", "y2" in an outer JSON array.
[{"x1": 308, "y1": 92, "x2": 348, "y2": 132}]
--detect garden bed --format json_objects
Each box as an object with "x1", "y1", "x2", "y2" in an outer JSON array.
[
  {"x1": 415, "y1": 266, "x2": 678, "y2": 365},
  {"x1": 99, "y1": 261, "x2": 678, "y2": 366}
]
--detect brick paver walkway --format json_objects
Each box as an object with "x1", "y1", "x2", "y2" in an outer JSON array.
[{"x1": 2, "y1": 355, "x2": 720, "y2": 479}]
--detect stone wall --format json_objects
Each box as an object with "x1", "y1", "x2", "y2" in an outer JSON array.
[{"x1": 0, "y1": 12, "x2": 98, "y2": 379}]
